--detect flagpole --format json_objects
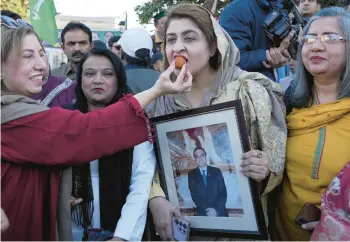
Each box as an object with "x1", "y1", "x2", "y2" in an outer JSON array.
[
  {"x1": 211, "y1": 0, "x2": 218, "y2": 14},
  {"x1": 125, "y1": 12, "x2": 128, "y2": 30}
]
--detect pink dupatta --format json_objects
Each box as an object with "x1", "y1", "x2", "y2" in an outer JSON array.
[{"x1": 311, "y1": 161, "x2": 350, "y2": 241}]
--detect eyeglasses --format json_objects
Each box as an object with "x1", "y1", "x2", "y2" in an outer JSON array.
[
  {"x1": 302, "y1": 33, "x2": 346, "y2": 45},
  {"x1": 0, "y1": 15, "x2": 33, "y2": 29}
]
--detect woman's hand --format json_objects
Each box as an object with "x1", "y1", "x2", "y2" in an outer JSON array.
[
  {"x1": 134, "y1": 62, "x2": 192, "y2": 109},
  {"x1": 134, "y1": 61, "x2": 192, "y2": 109},
  {"x1": 152, "y1": 61, "x2": 192, "y2": 96},
  {"x1": 241, "y1": 150, "x2": 270, "y2": 182},
  {"x1": 149, "y1": 197, "x2": 181, "y2": 241},
  {"x1": 302, "y1": 221, "x2": 319, "y2": 230},
  {"x1": 71, "y1": 196, "x2": 83, "y2": 206},
  {"x1": 1, "y1": 208, "x2": 9, "y2": 234}
]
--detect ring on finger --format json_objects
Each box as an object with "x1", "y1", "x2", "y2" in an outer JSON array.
[{"x1": 256, "y1": 151, "x2": 263, "y2": 158}]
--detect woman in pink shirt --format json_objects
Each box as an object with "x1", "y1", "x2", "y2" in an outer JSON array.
[{"x1": 303, "y1": 161, "x2": 350, "y2": 241}]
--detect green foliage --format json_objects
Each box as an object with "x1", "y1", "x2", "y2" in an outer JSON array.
[
  {"x1": 135, "y1": 0, "x2": 230, "y2": 25},
  {"x1": 1, "y1": 0, "x2": 29, "y2": 18}
]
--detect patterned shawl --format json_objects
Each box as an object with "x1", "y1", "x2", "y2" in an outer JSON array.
[{"x1": 148, "y1": 5, "x2": 287, "y2": 177}]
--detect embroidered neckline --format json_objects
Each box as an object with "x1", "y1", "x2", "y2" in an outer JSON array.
[{"x1": 311, "y1": 88, "x2": 326, "y2": 180}]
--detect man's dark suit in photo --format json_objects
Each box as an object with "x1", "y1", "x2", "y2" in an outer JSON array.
[{"x1": 188, "y1": 147, "x2": 228, "y2": 217}]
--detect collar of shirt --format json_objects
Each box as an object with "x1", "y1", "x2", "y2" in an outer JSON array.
[
  {"x1": 59, "y1": 63, "x2": 75, "y2": 79},
  {"x1": 65, "y1": 64, "x2": 75, "y2": 78},
  {"x1": 199, "y1": 167, "x2": 207, "y2": 176},
  {"x1": 52, "y1": 63, "x2": 76, "y2": 80}
]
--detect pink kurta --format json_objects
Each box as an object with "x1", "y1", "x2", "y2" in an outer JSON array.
[{"x1": 311, "y1": 161, "x2": 350, "y2": 241}]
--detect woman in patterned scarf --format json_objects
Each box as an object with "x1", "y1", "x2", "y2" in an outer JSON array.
[{"x1": 146, "y1": 3, "x2": 287, "y2": 240}]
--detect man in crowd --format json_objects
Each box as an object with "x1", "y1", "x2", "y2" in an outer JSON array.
[
  {"x1": 108, "y1": 36, "x2": 122, "y2": 58},
  {"x1": 151, "y1": 11, "x2": 167, "y2": 53},
  {"x1": 104, "y1": 31, "x2": 114, "y2": 45},
  {"x1": 52, "y1": 22, "x2": 93, "y2": 80},
  {"x1": 341, "y1": 0, "x2": 350, "y2": 9},
  {"x1": 188, "y1": 147, "x2": 228, "y2": 217},
  {"x1": 151, "y1": 52, "x2": 163, "y2": 72},
  {"x1": 0, "y1": 9, "x2": 21, "y2": 20},
  {"x1": 0, "y1": 9, "x2": 33, "y2": 28},
  {"x1": 220, "y1": 0, "x2": 293, "y2": 82},
  {"x1": 118, "y1": 28, "x2": 159, "y2": 94},
  {"x1": 298, "y1": 0, "x2": 321, "y2": 18}
]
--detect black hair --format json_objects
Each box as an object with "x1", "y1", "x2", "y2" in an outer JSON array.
[
  {"x1": 345, "y1": 0, "x2": 350, "y2": 7},
  {"x1": 108, "y1": 36, "x2": 121, "y2": 47},
  {"x1": 193, "y1": 147, "x2": 207, "y2": 158},
  {"x1": 75, "y1": 48, "x2": 128, "y2": 113},
  {"x1": 93, "y1": 40, "x2": 107, "y2": 49},
  {"x1": 61, "y1": 22, "x2": 92, "y2": 44},
  {"x1": 0, "y1": 10, "x2": 22, "y2": 20},
  {"x1": 122, "y1": 48, "x2": 151, "y2": 68},
  {"x1": 297, "y1": 0, "x2": 319, "y2": 4}
]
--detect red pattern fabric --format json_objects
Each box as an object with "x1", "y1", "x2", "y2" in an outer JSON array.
[
  {"x1": 1, "y1": 95, "x2": 149, "y2": 240},
  {"x1": 311, "y1": 161, "x2": 350, "y2": 241}
]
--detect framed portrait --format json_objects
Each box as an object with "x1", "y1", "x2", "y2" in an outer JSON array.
[{"x1": 150, "y1": 100, "x2": 268, "y2": 240}]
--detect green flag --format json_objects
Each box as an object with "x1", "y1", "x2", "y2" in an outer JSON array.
[{"x1": 30, "y1": 0, "x2": 58, "y2": 46}]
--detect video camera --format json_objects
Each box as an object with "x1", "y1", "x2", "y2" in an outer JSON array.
[{"x1": 263, "y1": 0, "x2": 306, "y2": 59}]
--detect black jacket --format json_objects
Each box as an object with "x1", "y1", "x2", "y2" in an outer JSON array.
[{"x1": 188, "y1": 166, "x2": 228, "y2": 217}]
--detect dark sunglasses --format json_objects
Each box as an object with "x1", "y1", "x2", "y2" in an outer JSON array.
[
  {"x1": 112, "y1": 45, "x2": 121, "y2": 50},
  {"x1": 1, "y1": 15, "x2": 33, "y2": 29}
]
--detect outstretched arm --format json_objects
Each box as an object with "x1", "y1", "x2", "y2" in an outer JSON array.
[{"x1": 2, "y1": 95, "x2": 150, "y2": 166}]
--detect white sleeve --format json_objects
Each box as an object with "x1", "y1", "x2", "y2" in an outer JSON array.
[{"x1": 114, "y1": 141, "x2": 156, "y2": 241}]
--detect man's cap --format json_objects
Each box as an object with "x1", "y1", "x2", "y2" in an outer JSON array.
[
  {"x1": 108, "y1": 36, "x2": 121, "y2": 47},
  {"x1": 151, "y1": 52, "x2": 163, "y2": 64},
  {"x1": 117, "y1": 28, "x2": 153, "y2": 58},
  {"x1": 93, "y1": 40, "x2": 107, "y2": 50},
  {"x1": 153, "y1": 11, "x2": 166, "y2": 22}
]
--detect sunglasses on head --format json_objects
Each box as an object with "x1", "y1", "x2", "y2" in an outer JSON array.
[{"x1": 1, "y1": 15, "x2": 33, "y2": 29}]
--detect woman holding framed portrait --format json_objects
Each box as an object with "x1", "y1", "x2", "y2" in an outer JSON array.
[{"x1": 146, "y1": 3, "x2": 287, "y2": 240}]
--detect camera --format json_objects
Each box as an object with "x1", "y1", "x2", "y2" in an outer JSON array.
[{"x1": 263, "y1": 0, "x2": 306, "y2": 59}]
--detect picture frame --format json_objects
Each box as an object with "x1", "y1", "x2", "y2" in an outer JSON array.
[{"x1": 150, "y1": 100, "x2": 268, "y2": 240}]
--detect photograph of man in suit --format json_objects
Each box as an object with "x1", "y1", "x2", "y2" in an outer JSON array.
[{"x1": 188, "y1": 147, "x2": 229, "y2": 217}]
